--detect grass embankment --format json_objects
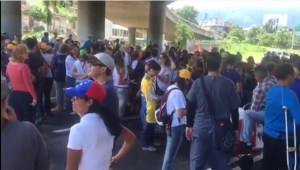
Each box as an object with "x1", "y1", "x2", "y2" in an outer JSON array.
[{"x1": 224, "y1": 43, "x2": 300, "y2": 63}]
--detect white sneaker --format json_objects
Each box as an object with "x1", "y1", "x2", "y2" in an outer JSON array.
[
  {"x1": 142, "y1": 146, "x2": 157, "y2": 152},
  {"x1": 153, "y1": 141, "x2": 161, "y2": 147}
]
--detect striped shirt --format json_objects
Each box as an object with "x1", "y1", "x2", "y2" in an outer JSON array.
[{"x1": 251, "y1": 75, "x2": 277, "y2": 111}]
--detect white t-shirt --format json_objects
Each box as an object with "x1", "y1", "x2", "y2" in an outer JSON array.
[
  {"x1": 124, "y1": 52, "x2": 131, "y2": 68},
  {"x1": 41, "y1": 53, "x2": 53, "y2": 78},
  {"x1": 65, "y1": 55, "x2": 77, "y2": 77},
  {"x1": 67, "y1": 113, "x2": 114, "y2": 170},
  {"x1": 166, "y1": 85, "x2": 187, "y2": 127},
  {"x1": 157, "y1": 67, "x2": 172, "y2": 92},
  {"x1": 73, "y1": 60, "x2": 89, "y2": 83},
  {"x1": 113, "y1": 67, "x2": 128, "y2": 88}
]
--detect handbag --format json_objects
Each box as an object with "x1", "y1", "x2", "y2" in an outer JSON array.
[{"x1": 200, "y1": 76, "x2": 236, "y2": 153}]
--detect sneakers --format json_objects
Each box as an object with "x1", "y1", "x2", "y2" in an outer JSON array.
[
  {"x1": 153, "y1": 141, "x2": 162, "y2": 147},
  {"x1": 142, "y1": 146, "x2": 157, "y2": 152}
]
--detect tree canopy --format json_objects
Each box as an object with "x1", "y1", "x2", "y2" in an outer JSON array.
[
  {"x1": 174, "y1": 20, "x2": 193, "y2": 48},
  {"x1": 175, "y1": 6, "x2": 198, "y2": 24},
  {"x1": 224, "y1": 22, "x2": 297, "y2": 49}
]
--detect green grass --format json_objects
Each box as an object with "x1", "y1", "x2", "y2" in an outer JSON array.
[{"x1": 223, "y1": 43, "x2": 300, "y2": 63}]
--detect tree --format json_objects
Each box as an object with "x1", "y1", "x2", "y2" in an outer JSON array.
[
  {"x1": 258, "y1": 33, "x2": 275, "y2": 47},
  {"x1": 176, "y1": 6, "x2": 198, "y2": 24},
  {"x1": 28, "y1": 6, "x2": 47, "y2": 23},
  {"x1": 174, "y1": 20, "x2": 193, "y2": 48},
  {"x1": 28, "y1": 0, "x2": 76, "y2": 31},
  {"x1": 246, "y1": 25, "x2": 262, "y2": 44},
  {"x1": 274, "y1": 30, "x2": 292, "y2": 49},
  {"x1": 263, "y1": 19, "x2": 278, "y2": 33},
  {"x1": 227, "y1": 25, "x2": 245, "y2": 42}
]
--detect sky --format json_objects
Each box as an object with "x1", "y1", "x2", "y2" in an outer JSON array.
[
  {"x1": 168, "y1": 0, "x2": 300, "y2": 10},
  {"x1": 168, "y1": 0, "x2": 300, "y2": 27}
]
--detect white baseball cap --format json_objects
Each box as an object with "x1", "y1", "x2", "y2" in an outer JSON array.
[{"x1": 91, "y1": 52, "x2": 115, "y2": 71}]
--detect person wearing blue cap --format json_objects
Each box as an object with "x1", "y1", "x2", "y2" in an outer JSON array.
[{"x1": 64, "y1": 80, "x2": 136, "y2": 170}]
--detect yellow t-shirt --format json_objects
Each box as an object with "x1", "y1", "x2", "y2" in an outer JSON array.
[{"x1": 141, "y1": 73, "x2": 156, "y2": 124}]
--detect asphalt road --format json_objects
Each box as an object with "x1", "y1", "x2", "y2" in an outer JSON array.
[{"x1": 37, "y1": 112, "x2": 262, "y2": 170}]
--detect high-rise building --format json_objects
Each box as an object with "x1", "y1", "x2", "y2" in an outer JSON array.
[{"x1": 263, "y1": 14, "x2": 288, "y2": 28}]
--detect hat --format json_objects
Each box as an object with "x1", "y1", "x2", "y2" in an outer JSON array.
[
  {"x1": 123, "y1": 42, "x2": 130, "y2": 49},
  {"x1": 6, "y1": 43, "x2": 16, "y2": 50},
  {"x1": 58, "y1": 35, "x2": 64, "y2": 40},
  {"x1": 64, "y1": 80, "x2": 106, "y2": 103},
  {"x1": 40, "y1": 42, "x2": 53, "y2": 51},
  {"x1": 179, "y1": 69, "x2": 191, "y2": 80},
  {"x1": 1, "y1": 75, "x2": 9, "y2": 101},
  {"x1": 40, "y1": 42, "x2": 47, "y2": 50},
  {"x1": 91, "y1": 53, "x2": 115, "y2": 71},
  {"x1": 80, "y1": 49, "x2": 88, "y2": 56}
]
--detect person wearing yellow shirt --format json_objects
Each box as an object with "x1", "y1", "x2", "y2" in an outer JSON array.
[{"x1": 141, "y1": 60, "x2": 161, "y2": 152}]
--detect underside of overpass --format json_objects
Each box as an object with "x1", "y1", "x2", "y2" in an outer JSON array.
[
  {"x1": 1, "y1": 1, "x2": 215, "y2": 47},
  {"x1": 106, "y1": 1, "x2": 150, "y2": 30},
  {"x1": 105, "y1": 1, "x2": 214, "y2": 42}
]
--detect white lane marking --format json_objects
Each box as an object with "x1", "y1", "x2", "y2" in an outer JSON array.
[{"x1": 53, "y1": 128, "x2": 70, "y2": 133}]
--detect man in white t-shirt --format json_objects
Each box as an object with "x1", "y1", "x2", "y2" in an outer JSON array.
[{"x1": 162, "y1": 69, "x2": 190, "y2": 170}]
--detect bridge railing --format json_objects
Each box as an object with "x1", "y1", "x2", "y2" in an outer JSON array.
[{"x1": 166, "y1": 8, "x2": 222, "y2": 39}]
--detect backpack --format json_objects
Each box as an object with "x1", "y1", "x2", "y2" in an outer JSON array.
[{"x1": 155, "y1": 87, "x2": 178, "y2": 128}]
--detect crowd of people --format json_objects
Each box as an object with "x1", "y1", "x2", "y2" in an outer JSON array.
[{"x1": 1, "y1": 31, "x2": 300, "y2": 170}]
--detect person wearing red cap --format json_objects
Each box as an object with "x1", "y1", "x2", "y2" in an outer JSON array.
[{"x1": 64, "y1": 80, "x2": 136, "y2": 170}]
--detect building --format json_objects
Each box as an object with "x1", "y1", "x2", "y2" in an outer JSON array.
[
  {"x1": 199, "y1": 18, "x2": 228, "y2": 37},
  {"x1": 21, "y1": 1, "x2": 146, "y2": 45},
  {"x1": 263, "y1": 14, "x2": 288, "y2": 28}
]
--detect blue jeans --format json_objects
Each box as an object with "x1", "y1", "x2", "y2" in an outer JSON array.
[
  {"x1": 142, "y1": 122, "x2": 156, "y2": 147},
  {"x1": 140, "y1": 95, "x2": 146, "y2": 126},
  {"x1": 54, "y1": 81, "x2": 65, "y2": 110},
  {"x1": 190, "y1": 127, "x2": 230, "y2": 170},
  {"x1": 65, "y1": 76, "x2": 76, "y2": 112},
  {"x1": 240, "y1": 110, "x2": 264, "y2": 143},
  {"x1": 162, "y1": 125, "x2": 185, "y2": 170},
  {"x1": 115, "y1": 87, "x2": 129, "y2": 120},
  {"x1": 34, "y1": 81, "x2": 44, "y2": 118}
]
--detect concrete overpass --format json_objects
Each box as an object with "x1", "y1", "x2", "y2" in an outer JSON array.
[
  {"x1": 105, "y1": 1, "x2": 218, "y2": 43},
  {"x1": 1, "y1": 1, "x2": 219, "y2": 49}
]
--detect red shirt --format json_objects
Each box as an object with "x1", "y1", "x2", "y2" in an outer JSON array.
[{"x1": 6, "y1": 62, "x2": 37, "y2": 100}]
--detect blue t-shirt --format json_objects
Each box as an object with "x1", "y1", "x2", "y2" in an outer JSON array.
[
  {"x1": 221, "y1": 68, "x2": 241, "y2": 84},
  {"x1": 290, "y1": 78, "x2": 300, "y2": 101},
  {"x1": 264, "y1": 85, "x2": 300, "y2": 139},
  {"x1": 53, "y1": 54, "x2": 67, "y2": 82},
  {"x1": 102, "y1": 79, "x2": 119, "y2": 116}
]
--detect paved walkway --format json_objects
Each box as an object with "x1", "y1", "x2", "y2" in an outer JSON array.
[{"x1": 37, "y1": 113, "x2": 262, "y2": 170}]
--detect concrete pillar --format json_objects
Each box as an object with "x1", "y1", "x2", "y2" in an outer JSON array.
[
  {"x1": 148, "y1": 1, "x2": 166, "y2": 49},
  {"x1": 146, "y1": 29, "x2": 150, "y2": 45},
  {"x1": 128, "y1": 27, "x2": 136, "y2": 45},
  {"x1": 1, "y1": 1, "x2": 22, "y2": 39},
  {"x1": 77, "y1": 1, "x2": 105, "y2": 43}
]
